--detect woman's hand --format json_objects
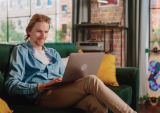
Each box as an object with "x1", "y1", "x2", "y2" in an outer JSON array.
[{"x1": 38, "y1": 76, "x2": 62, "y2": 91}]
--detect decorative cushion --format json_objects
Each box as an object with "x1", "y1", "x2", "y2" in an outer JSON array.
[
  {"x1": 62, "y1": 49, "x2": 119, "y2": 86},
  {"x1": 61, "y1": 56, "x2": 69, "y2": 67},
  {"x1": 97, "y1": 54, "x2": 119, "y2": 86},
  {"x1": 78, "y1": 49, "x2": 83, "y2": 53},
  {"x1": 61, "y1": 49, "x2": 83, "y2": 67},
  {"x1": 0, "y1": 98, "x2": 13, "y2": 113}
]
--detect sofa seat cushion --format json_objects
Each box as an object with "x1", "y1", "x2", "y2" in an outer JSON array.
[
  {"x1": 107, "y1": 85, "x2": 132, "y2": 113},
  {"x1": 108, "y1": 85, "x2": 132, "y2": 105},
  {"x1": 10, "y1": 105, "x2": 89, "y2": 113}
]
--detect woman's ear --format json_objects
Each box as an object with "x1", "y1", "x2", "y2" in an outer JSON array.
[{"x1": 27, "y1": 29, "x2": 31, "y2": 35}]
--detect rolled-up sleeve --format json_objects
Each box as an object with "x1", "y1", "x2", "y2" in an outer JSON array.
[{"x1": 5, "y1": 46, "x2": 38, "y2": 95}]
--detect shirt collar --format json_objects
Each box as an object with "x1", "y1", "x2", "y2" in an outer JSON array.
[{"x1": 26, "y1": 41, "x2": 49, "y2": 54}]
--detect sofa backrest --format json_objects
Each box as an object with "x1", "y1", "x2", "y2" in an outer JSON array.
[
  {"x1": 0, "y1": 44, "x2": 15, "y2": 74},
  {"x1": 0, "y1": 42, "x2": 78, "y2": 74},
  {"x1": 0, "y1": 42, "x2": 77, "y2": 100},
  {"x1": 44, "y1": 43, "x2": 78, "y2": 58}
]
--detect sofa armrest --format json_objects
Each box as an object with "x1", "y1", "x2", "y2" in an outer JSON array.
[
  {"x1": 0, "y1": 72, "x2": 5, "y2": 97},
  {"x1": 116, "y1": 67, "x2": 139, "y2": 111}
]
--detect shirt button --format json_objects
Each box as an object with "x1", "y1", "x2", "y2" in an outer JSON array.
[
  {"x1": 49, "y1": 74, "x2": 50, "y2": 75},
  {"x1": 32, "y1": 91, "x2": 34, "y2": 93}
]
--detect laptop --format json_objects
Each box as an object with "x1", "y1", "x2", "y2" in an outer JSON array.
[{"x1": 44, "y1": 52, "x2": 105, "y2": 88}]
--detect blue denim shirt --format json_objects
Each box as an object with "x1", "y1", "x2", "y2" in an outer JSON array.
[{"x1": 5, "y1": 41, "x2": 65, "y2": 99}]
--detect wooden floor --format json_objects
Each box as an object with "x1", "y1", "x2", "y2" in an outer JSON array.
[{"x1": 137, "y1": 101, "x2": 160, "y2": 113}]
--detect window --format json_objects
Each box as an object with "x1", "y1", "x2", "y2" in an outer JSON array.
[
  {"x1": 17, "y1": 19, "x2": 22, "y2": 29},
  {"x1": 27, "y1": 0, "x2": 29, "y2": 7},
  {"x1": 27, "y1": 19, "x2": 29, "y2": 24},
  {"x1": 18, "y1": 0, "x2": 21, "y2": 5},
  {"x1": 37, "y1": 0, "x2": 41, "y2": 6},
  {"x1": 62, "y1": 5, "x2": 67, "y2": 11},
  {"x1": 50, "y1": 18, "x2": 53, "y2": 29},
  {"x1": 18, "y1": 19, "x2": 21, "y2": 26},
  {"x1": 17, "y1": 0, "x2": 22, "y2": 9},
  {"x1": 0, "y1": 0, "x2": 72, "y2": 43},
  {"x1": 149, "y1": 0, "x2": 160, "y2": 48},
  {"x1": 62, "y1": 24, "x2": 67, "y2": 34},
  {"x1": 0, "y1": 0, "x2": 4, "y2": 10},
  {"x1": 9, "y1": 0, "x2": 12, "y2": 9},
  {"x1": 48, "y1": 0, "x2": 52, "y2": 5}
]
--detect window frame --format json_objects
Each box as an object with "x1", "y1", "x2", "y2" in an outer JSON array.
[
  {"x1": 149, "y1": 0, "x2": 160, "y2": 48},
  {"x1": 0, "y1": 0, "x2": 72, "y2": 43}
]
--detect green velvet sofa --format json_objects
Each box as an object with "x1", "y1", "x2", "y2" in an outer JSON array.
[{"x1": 0, "y1": 43, "x2": 139, "y2": 113}]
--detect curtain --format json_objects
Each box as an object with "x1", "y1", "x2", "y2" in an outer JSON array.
[
  {"x1": 72, "y1": 0, "x2": 90, "y2": 44},
  {"x1": 139, "y1": 0, "x2": 149, "y2": 101},
  {"x1": 126, "y1": 0, "x2": 149, "y2": 103},
  {"x1": 126, "y1": 0, "x2": 140, "y2": 67}
]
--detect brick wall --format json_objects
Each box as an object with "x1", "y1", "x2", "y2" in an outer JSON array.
[{"x1": 90, "y1": 0, "x2": 125, "y2": 67}]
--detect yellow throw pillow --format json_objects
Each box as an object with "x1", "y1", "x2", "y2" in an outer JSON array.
[
  {"x1": 97, "y1": 54, "x2": 119, "y2": 86},
  {"x1": 0, "y1": 98, "x2": 13, "y2": 113},
  {"x1": 78, "y1": 49, "x2": 83, "y2": 53}
]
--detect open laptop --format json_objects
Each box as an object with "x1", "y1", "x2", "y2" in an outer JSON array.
[{"x1": 45, "y1": 52, "x2": 105, "y2": 88}]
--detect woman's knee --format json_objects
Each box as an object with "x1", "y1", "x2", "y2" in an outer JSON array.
[{"x1": 86, "y1": 75, "x2": 97, "y2": 79}]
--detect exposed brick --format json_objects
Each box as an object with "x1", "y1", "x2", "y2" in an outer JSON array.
[
  {"x1": 122, "y1": 57, "x2": 125, "y2": 62},
  {"x1": 113, "y1": 34, "x2": 121, "y2": 39},
  {"x1": 90, "y1": 0, "x2": 125, "y2": 67},
  {"x1": 91, "y1": 1, "x2": 97, "y2": 4},
  {"x1": 91, "y1": 9, "x2": 95, "y2": 13},
  {"x1": 106, "y1": 12, "x2": 118, "y2": 16},
  {"x1": 115, "y1": 63, "x2": 121, "y2": 67},
  {"x1": 94, "y1": 8, "x2": 100, "y2": 12},
  {"x1": 91, "y1": 13, "x2": 99, "y2": 17},
  {"x1": 119, "y1": 0, "x2": 124, "y2": 3},
  {"x1": 115, "y1": 7, "x2": 124, "y2": 12},
  {"x1": 117, "y1": 12, "x2": 124, "y2": 16},
  {"x1": 101, "y1": 7, "x2": 115, "y2": 12},
  {"x1": 116, "y1": 57, "x2": 121, "y2": 61},
  {"x1": 116, "y1": 52, "x2": 121, "y2": 56},
  {"x1": 91, "y1": 4, "x2": 97, "y2": 9},
  {"x1": 99, "y1": 13, "x2": 106, "y2": 17},
  {"x1": 91, "y1": 18, "x2": 96, "y2": 22},
  {"x1": 114, "y1": 31, "x2": 121, "y2": 35},
  {"x1": 96, "y1": 17, "x2": 107, "y2": 21},
  {"x1": 113, "y1": 44, "x2": 117, "y2": 48},
  {"x1": 97, "y1": 35, "x2": 103, "y2": 39},
  {"x1": 92, "y1": 30, "x2": 101, "y2": 35},
  {"x1": 115, "y1": 39, "x2": 121, "y2": 43},
  {"x1": 107, "y1": 16, "x2": 119, "y2": 22},
  {"x1": 119, "y1": 2, "x2": 124, "y2": 7},
  {"x1": 122, "y1": 63, "x2": 125, "y2": 67},
  {"x1": 105, "y1": 34, "x2": 110, "y2": 39},
  {"x1": 91, "y1": 35, "x2": 97, "y2": 39},
  {"x1": 116, "y1": 48, "x2": 121, "y2": 52},
  {"x1": 113, "y1": 48, "x2": 121, "y2": 52}
]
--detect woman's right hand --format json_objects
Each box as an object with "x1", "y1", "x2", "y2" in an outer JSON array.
[{"x1": 38, "y1": 76, "x2": 62, "y2": 91}]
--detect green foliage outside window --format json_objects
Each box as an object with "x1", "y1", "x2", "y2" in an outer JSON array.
[
  {"x1": 54, "y1": 29, "x2": 65, "y2": 42},
  {"x1": 54, "y1": 22, "x2": 71, "y2": 42},
  {"x1": 0, "y1": 20, "x2": 24, "y2": 42}
]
